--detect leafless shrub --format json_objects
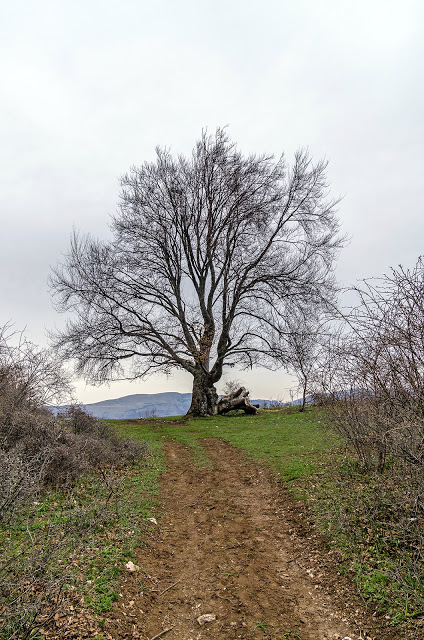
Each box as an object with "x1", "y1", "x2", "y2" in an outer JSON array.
[
  {"x1": 315, "y1": 258, "x2": 424, "y2": 474},
  {"x1": 222, "y1": 379, "x2": 243, "y2": 396},
  {"x1": 111, "y1": 436, "x2": 148, "y2": 465},
  {"x1": 0, "y1": 451, "x2": 42, "y2": 522},
  {"x1": 64, "y1": 404, "x2": 112, "y2": 438},
  {"x1": 0, "y1": 407, "x2": 147, "y2": 521},
  {"x1": 60, "y1": 406, "x2": 148, "y2": 466},
  {"x1": 0, "y1": 411, "x2": 88, "y2": 498},
  {"x1": 0, "y1": 325, "x2": 146, "y2": 516},
  {"x1": 0, "y1": 323, "x2": 80, "y2": 507},
  {"x1": 0, "y1": 325, "x2": 149, "y2": 638},
  {"x1": 0, "y1": 323, "x2": 72, "y2": 417}
]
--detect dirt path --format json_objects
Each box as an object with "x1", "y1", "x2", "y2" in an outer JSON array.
[{"x1": 106, "y1": 439, "x2": 383, "y2": 640}]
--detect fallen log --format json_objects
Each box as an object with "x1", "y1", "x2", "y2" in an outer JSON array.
[{"x1": 217, "y1": 387, "x2": 258, "y2": 415}]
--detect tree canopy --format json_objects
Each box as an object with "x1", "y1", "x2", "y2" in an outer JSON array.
[{"x1": 50, "y1": 128, "x2": 342, "y2": 415}]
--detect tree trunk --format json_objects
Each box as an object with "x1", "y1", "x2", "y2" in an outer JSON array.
[
  {"x1": 299, "y1": 378, "x2": 307, "y2": 412},
  {"x1": 217, "y1": 387, "x2": 258, "y2": 415},
  {"x1": 187, "y1": 370, "x2": 218, "y2": 416}
]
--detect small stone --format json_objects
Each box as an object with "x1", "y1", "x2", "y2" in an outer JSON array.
[
  {"x1": 125, "y1": 561, "x2": 140, "y2": 572},
  {"x1": 197, "y1": 614, "x2": 216, "y2": 625},
  {"x1": 148, "y1": 517, "x2": 158, "y2": 525}
]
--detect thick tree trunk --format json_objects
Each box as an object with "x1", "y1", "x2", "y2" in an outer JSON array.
[
  {"x1": 187, "y1": 371, "x2": 218, "y2": 416},
  {"x1": 217, "y1": 387, "x2": 258, "y2": 415}
]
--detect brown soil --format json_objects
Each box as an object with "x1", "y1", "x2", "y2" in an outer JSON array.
[{"x1": 104, "y1": 439, "x2": 391, "y2": 640}]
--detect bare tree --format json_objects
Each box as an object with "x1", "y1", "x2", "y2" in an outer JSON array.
[
  {"x1": 50, "y1": 129, "x2": 342, "y2": 416},
  {"x1": 273, "y1": 308, "x2": 327, "y2": 411},
  {"x1": 222, "y1": 378, "x2": 244, "y2": 396}
]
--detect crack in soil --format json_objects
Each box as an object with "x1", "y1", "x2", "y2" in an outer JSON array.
[{"x1": 105, "y1": 439, "x2": 385, "y2": 640}]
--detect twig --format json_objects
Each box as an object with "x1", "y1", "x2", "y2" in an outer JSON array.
[
  {"x1": 158, "y1": 578, "x2": 183, "y2": 596},
  {"x1": 26, "y1": 523, "x2": 34, "y2": 544},
  {"x1": 149, "y1": 628, "x2": 173, "y2": 640}
]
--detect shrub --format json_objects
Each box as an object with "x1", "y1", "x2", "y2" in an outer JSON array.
[
  {"x1": 0, "y1": 324, "x2": 149, "y2": 637},
  {"x1": 315, "y1": 258, "x2": 424, "y2": 474},
  {"x1": 0, "y1": 357, "x2": 148, "y2": 637}
]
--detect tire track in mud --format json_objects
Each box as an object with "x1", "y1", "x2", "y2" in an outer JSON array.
[{"x1": 106, "y1": 439, "x2": 383, "y2": 640}]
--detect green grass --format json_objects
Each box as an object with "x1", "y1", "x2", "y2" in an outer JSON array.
[
  {"x1": 77, "y1": 453, "x2": 165, "y2": 614},
  {"x1": 113, "y1": 408, "x2": 339, "y2": 481},
  {"x1": 0, "y1": 446, "x2": 165, "y2": 636},
  {"x1": 302, "y1": 454, "x2": 424, "y2": 626}
]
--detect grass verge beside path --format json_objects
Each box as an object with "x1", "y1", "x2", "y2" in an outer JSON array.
[
  {"x1": 0, "y1": 444, "x2": 164, "y2": 639},
  {"x1": 115, "y1": 407, "x2": 424, "y2": 638}
]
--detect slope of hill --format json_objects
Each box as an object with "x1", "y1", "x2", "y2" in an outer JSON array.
[
  {"x1": 75, "y1": 392, "x2": 192, "y2": 419},
  {"x1": 55, "y1": 392, "x2": 274, "y2": 418}
]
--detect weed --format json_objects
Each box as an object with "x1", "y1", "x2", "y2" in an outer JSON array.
[{"x1": 255, "y1": 620, "x2": 268, "y2": 632}]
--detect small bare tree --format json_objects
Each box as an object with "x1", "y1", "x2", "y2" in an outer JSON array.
[
  {"x1": 50, "y1": 129, "x2": 342, "y2": 416},
  {"x1": 222, "y1": 378, "x2": 244, "y2": 396},
  {"x1": 272, "y1": 306, "x2": 329, "y2": 411}
]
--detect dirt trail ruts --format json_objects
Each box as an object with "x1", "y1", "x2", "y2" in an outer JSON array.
[{"x1": 106, "y1": 439, "x2": 383, "y2": 640}]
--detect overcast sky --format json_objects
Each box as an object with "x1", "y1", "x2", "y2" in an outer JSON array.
[{"x1": 1, "y1": 0, "x2": 423, "y2": 403}]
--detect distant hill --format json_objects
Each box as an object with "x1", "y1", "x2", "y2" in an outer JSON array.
[
  {"x1": 55, "y1": 392, "x2": 274, "y2": 419},
  {"x1": 284, "y1": 395, "x2": 312, "y2": 406}
]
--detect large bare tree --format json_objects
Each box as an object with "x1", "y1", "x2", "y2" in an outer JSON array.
[{"x1": 50, "y1": 129, "x2": 342, "y2": 416}]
